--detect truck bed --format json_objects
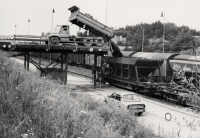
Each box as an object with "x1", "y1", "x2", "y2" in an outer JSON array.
[{"x1": 68, "y1": 6, "x2": 113, "y2": 38}]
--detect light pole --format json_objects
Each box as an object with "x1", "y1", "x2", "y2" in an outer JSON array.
[
  {"x1": 161, "y1": 11, "x2": 165, "y2": 53},
  {"x1": 141, "y1": 26, "x2": 144, "y2": 52},
  {"x1": 106, "y1": 1, "x2": 107, "y2": 25},
  {"x1": 50, "y1": 9, "x2": 55, "y2": 62},
  {"x1": 52, "y1": 9, "x2": 55, "y2": 30},
  {"x1": 28, "y1": 19, "x2": 30, "y2": 37},
  {"x1": 15, "y1": 25, "x2": 17, "y2": 36}
]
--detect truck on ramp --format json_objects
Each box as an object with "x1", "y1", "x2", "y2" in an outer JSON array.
[{"x1": 68, "y1": 5, "x2": 123, "y2": 57}]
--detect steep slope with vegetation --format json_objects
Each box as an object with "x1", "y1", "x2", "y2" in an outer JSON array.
[{"x1": 0, "y1": 52, "x2": 175, "y2": 138}]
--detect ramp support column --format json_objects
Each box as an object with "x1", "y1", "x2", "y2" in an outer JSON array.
[
  {"x1": 94, "y1": 54, "x2": 97, "y2": 86},
  {"x1": 24, "y1": 53, "x2": 26, "y2": 69},
  {"x1": 27, "y1": 52, "x2": 30, "y2": 70},
  {"x1": 39, "y1": 52, "x2": 42, "y2": 66},
  {"x1": 61, "y1": 53, "x2": 64, "y2": 70},
  {"x1": 64, "y1": 53, "x2": 69, "y2": 85}
]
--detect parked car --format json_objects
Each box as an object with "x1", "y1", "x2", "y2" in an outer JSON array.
[{"x1": 104, "y1": 92, "x2": 145, "y2": 116}]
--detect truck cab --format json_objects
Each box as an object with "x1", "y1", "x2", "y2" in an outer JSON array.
[{"x1": 41, "y1": 25, "x2": 70, "y2": 45}]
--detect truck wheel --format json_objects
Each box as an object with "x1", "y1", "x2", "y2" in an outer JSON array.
[
  {"x1": 83, "y1": 38, "x2": 92, "y2": 46},
  {"x1": 97, "y1": 38, "x2": 104, "y2": 47},
  {"x1": 138, "y1": 112, "x2": 143, "y2": 116},
  {"x1": 50, "y1": 37, "x2": 59, "y2": 45}
]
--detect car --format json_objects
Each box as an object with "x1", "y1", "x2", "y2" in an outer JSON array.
[{"x1": 104, "y1": 92, "x2": 145, "y2": 116}]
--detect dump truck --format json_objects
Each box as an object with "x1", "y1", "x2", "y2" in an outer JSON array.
[
  {"x1": 41, "y1": 6, "x2": 113, "y2": 47},
  {"x1": 41, "y1": 5, "x2": 122, "y2": 56},
  {"x1": 41, "y1": 24, "x2": 105, "y2": 46}
]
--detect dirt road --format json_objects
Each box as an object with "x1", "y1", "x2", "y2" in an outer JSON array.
[{"x1": 67, "y1": 75, "x2": 200, "y2": 138}]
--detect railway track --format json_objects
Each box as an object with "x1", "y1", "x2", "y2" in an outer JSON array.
[{"x1": 68, "y1": 71, "x2": 92, "y2": 79}]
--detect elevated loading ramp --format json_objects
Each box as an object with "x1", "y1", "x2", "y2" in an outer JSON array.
[{"x1": 0, "y1": 36, "x2": 109, "y2": 86}]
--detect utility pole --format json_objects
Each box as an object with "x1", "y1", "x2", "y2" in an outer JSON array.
[
  {"x1": 161, "y1": 11, "x2": 165, "y2": 53},
  {"x1": 15, "y1": 25, "x2": 17, "y2": 36},
  {"x1": 52, "y1": 9, "x2": 55, "y2": 30},
  {"x1": 106, "y1": 1, "x2": 107, "y2": 25},
  {"x1": 141, "y1": 27, "x2": 144, "y2": 52},
  {"x1": 50, "y1": 9, "x2": 55, "y2": 62},
  {"x1": 28, "y1": 19, "x2": 30, "y2": 37}
]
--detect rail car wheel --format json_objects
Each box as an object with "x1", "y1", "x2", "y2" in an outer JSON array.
[
  {"x1": 176, "y1": 99, "x2": 181, "y2": 105},
  {"x1": 131, "y1": 85, "x2": 136, "y2": 91},
  {"x1": 50, "y1": 37, "x2": 59, "y2": 45},
  {"x1": 107, "y1": 80, "x2": 112, "y2": 86},
  {"x1": 110, "y1": 66, "x2": 115, "y2": 75},
  {"x1": 83, "y1": 38, "x2": 93, "y2": 46},
  {"x1": 149, "y1": 89, "x2": 155, "y2": 97}
]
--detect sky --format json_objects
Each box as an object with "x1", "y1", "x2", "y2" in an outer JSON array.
[{"x1": 0, "y1": 0, "x2": 200, "y2": 36}]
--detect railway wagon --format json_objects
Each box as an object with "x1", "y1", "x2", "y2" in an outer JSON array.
[
  {"x1": 68, "y1": 53, "x2": 85, "y2": 66},
  {"x1": 31, "y1": 52, "x2": 102, "y2": 69},
  {"x1": 123, "y1": 52, "x2": 200, "y2": 83},
  {"x1": 169, "y1": 54, "x2": 200, "y2": 78},
  {"x1": 104, "y1": 56, "x2": 164, "y2": 92},
  {"x1": 103, "y1": 55, "x2": 200, "y2": 108},
  {"x1": 67, "y1": 53, "x2": 102, "y2": 68},
  {"x1": 85, "y1": 54, "x2": 102, "y2": 69},
  {"x1": 127, "y1": 52, "x2": 179, "y2": 81}
]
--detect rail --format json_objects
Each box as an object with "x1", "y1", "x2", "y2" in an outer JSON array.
[{"x1": 68, "y1": 71, "x2": 92, "y2": 79}]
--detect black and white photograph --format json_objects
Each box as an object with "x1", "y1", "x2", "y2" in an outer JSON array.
[{"x1": 0, "y1": 0, "x2": 200, "y2": 138}]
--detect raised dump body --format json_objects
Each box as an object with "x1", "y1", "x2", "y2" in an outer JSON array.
[
  {"x1": 68, "y1": 6, "x2": 113, "y2": 39},
  {"x1": 68, "y1": 5, "x2": 123, "y2": 57}
]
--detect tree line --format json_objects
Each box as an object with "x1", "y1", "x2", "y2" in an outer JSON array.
[
  {"x1": 113, "y1": 21, "x2": 200, "y2": 53},
  {"x1": 78, "y1": 21, "x2": 200, "y2": 54}
]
